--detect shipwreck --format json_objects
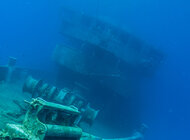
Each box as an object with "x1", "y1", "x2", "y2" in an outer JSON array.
[{"x1": 0, "y1": 8, "x2": 163, "y2": 139}]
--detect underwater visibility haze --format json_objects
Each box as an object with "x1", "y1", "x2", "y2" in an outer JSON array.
[{"x1": 0, "y1": 0, "x2": 189, "y2": 140}]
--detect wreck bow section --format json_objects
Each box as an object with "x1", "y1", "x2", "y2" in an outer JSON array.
[{"x1": 53, "y1": 9, "x2": 164, "y2": 134}]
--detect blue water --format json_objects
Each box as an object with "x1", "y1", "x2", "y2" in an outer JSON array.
[{"x1": 0, "y1": 0, "x2": 189, "y2": 140}]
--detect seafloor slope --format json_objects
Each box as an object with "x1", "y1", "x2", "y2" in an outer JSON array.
[{"x1": 0, "y1": 82, "x2": 30, "y2": 129}]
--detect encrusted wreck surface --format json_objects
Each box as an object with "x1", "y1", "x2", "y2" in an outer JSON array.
[
  {"x1": 54, "y1": 9, "x2": 164, "y2": 98},
  {"x1": 0, "y1": 96, "x2": 146, "y2": 139},
  {"x1": 58, "y1": 9, "x2": 163, "y2": 74},
  {"x1": 53, "y1": 9, "x2": 164, "y2": 134},
  {"x1": 0, "y1": 83, "x2": 126, "y2": 138}
]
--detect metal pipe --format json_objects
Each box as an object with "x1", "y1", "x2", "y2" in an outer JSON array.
[{"x1": 46, "y1": 125, "x2": 82, "y2": 138}]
